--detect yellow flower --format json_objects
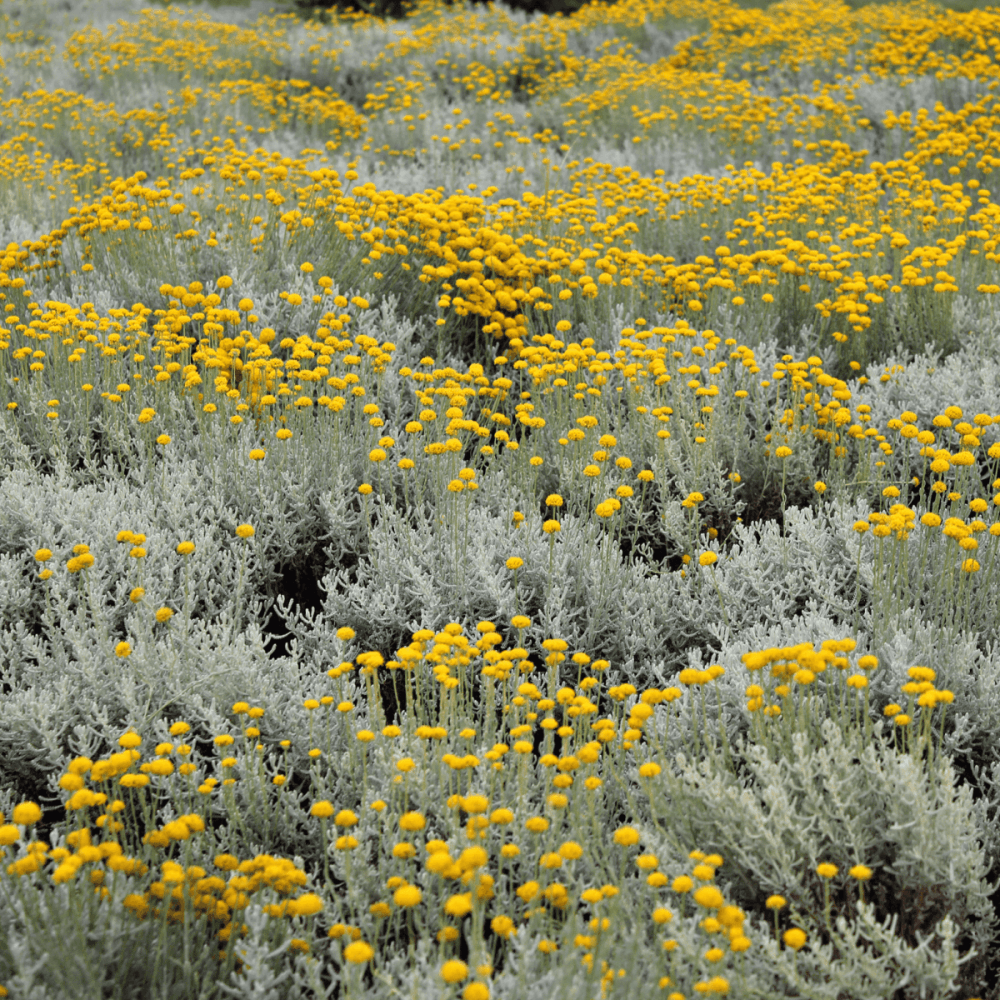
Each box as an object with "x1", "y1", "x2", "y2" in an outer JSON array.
[
  {"x1": 462, "y1": 795, "x2": 489, "y2": 815},
  {"x1": 783, "y1": 928, "x2": 807, "y2": 951},
  {"x1": 235, "y1": 524, "x2": 255, "y2": 539},
  {"x1": 311, "y1": 801, "x2": 334, "y2": 818},
  {"x1": 393, "y1": 884, "x2": 422, "y2": 907},
  {"x1": 699, "y1": 552, "x2": 717, "y2": 567},
  {"x1": 12, "y1": 802, "x2": 42, "y2": 825},
  {"x1": 399, "y1": 811, "x2": 425, "y2": 831},
  {"x1": 440, "y1": 960, "x2": 468, "y2": 983},
  {"x1": 445, "y1": 893, "x2": 473, "y2": 916},
  {"x1": 816, "y1": 863, "x2": 838, "y2": 879},
  {"x1": 559, "y1": 841, "x2": 583, "y2": 860},
  {"x1": 613, "y1": 826, "x2": 639, "y2": 846},
  {"x1": 176, "y1": 541, "x2": 195, "y2": 555},
  {"x1": 343, "y1": 941, "x2": 373, "y2": 964},
  {"x1": 111, "y1": 638, "x2": 132, "y2": 658},
  {"x1": 849, "y1": 864, "x2": 872, "y2": 881},
  {"x1": 693, "y1": 886, "x2": 724, "y2": 909}
]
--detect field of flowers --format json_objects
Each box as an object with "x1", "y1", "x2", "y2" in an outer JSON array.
[{"x1": 4, "y1": 0, "x2": 1000, "y2": 995}]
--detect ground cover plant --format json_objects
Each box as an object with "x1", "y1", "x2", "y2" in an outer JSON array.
[{"x1": 4, "y1": 0, "x2": 1000, "y2": 996}]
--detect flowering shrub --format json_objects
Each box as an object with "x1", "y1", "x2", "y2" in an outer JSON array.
[{"x1": 1, "y1": 0, "x2": 1000, "y2": 997}]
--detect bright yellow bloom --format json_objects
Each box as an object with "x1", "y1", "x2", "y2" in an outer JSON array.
[
  {"x1": 393, "y1": 884, "x2": 422, "y2": 907},
  {"x1": 783, "y1": 928, "x2": 807, "y2": 951},
  {"x1": 343, "y1": 941, "x2": 373, "y2": 963},
  {"x1": 440, "y1": 960, "x2": 468, "y2": 983},
  {"x1": 613, "y1": 826, "x2": 639, "y2": 846},
  {"x1": 12, "y1": 802, "x2": 42, "y2": 825}
]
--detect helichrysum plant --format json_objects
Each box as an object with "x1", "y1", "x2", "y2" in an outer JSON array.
[{"x1": 2, "y1": 0, "x2": 1000, "y2": 997}]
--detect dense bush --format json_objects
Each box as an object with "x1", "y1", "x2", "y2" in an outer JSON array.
[{"x1": 2, "y1": 0, "x2": 1000, "y2": 996}]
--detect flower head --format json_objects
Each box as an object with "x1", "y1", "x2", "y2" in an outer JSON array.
[
  {"x1": 440, "y1": 960, "x2": 468, "y2": 983},
  {"x1": 393, "y1": 884, "x2": 422, "y2": 907},
  {"x1": 12, "y1": 802, "x2": 42, "y2": 825},
  {"x1": 343, "y1": 941, "x2": 373, "y2": 964},
  {"x1": 783, "y1": 928, "x2": 807, "y2": 951},
  {"x1": 613, "y1": 826, "x2": 640, "y2": 847}
]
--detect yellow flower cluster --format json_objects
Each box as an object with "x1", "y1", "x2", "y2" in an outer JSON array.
[
  {"x1": 3, "y1": 615, "x2": 904, "y2": 995},
  {"x1": 7, "y1": 0, "x2": 1000, "y2": 377}
]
